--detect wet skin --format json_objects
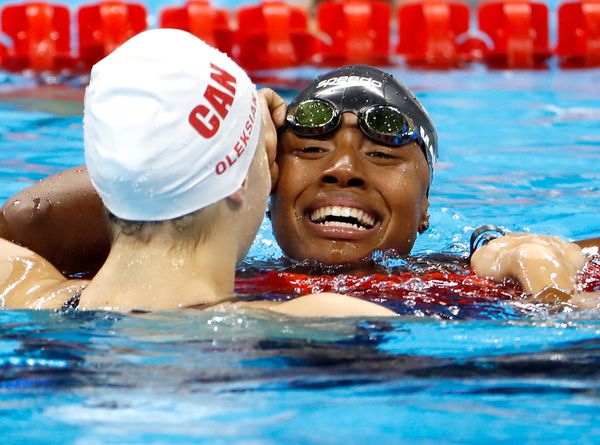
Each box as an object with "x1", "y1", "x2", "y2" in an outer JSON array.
[{"x1": 270, "y1": 113, "x2": 431, "y2": 265}]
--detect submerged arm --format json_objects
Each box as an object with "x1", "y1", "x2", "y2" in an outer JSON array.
[
  {"x1": 0, "y1": 166, "x2": 109, "y2": 277},
  {"x1": 243, "y1": 292, "x2": 397, "y2": 317}
]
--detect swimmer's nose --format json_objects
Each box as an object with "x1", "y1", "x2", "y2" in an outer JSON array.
[
  {"x1": 320, "y1": 112, "x2": 367, "y2": 188},
  {"x1": 321, "y1": 172, "x2": 366, "y2": 188},
  {"x1": 320, "y1": 147, "x2": 366, "y2": 188}
]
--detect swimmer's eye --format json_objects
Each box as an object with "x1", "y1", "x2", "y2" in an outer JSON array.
[
  {"x1": 294, "y1": 146, "x2": 329, "y2": 158},
  {"x1": 365, "y1": 150, "x2": 398, "y2": 161}
]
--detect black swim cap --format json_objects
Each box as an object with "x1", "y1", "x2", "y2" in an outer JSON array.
[{"x1": 290, "y1": 65, "x2": 438, "y2": 179}]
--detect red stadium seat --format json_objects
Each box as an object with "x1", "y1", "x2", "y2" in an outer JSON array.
[
  {"x1": 397, "y1": 0, "x2": 473, "y2": 67},
  {"x1": 556, "y1": 0, "x2": 600, "y2": 67},
  {"x1": 236, "y1": 0, "x2": 320, "y2": 70},
  {"x1": 78, "y1": 1, "x2": 147, "y2": 69},
  {"x1": 477, "y1": 0, "x2": 551, "y2": 68},
  {"x1": 0, "y1": 41, "x2": 6, "y2": 67},
  {"x1": 160, "y1": 0, "x2": 235, "y2": 57},
  {"x1": 1, "y1": 2, "x2": 75, "y2": 71},
  {"x1": 316, "y1": 0, "x2": 391, "y2": 65}
]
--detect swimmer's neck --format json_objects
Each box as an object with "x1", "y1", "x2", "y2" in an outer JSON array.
[
  {"x1": 78, "y1": 233, "x2": 238, "y2": 311},
  {"x1": 276, "y1": 252, "x2": 469, "y2": 275},
  {"x1": 271, "y1": 256, "x2": 382, "y2": 275}
]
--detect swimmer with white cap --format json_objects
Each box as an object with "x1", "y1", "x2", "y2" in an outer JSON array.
[
  {"x1": 0, "y1": 29, "x2": 394, "y2": 316},
  {"x1": 1, "y1": 33, "x2": 598, "y2": 310}
]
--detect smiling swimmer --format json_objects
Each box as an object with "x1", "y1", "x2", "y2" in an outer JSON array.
[
  {"x1": 0, "y1": 29, "x2": 393, "y2": 316},
  {"x1": 270, "y1": 65, "x2": 437, "y2": 265}
]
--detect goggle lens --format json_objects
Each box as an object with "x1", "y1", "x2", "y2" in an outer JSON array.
[
  {"x1": 361, "y1": 105, "x2": 416, "y2": 146},
  {"x1": 363, "y1": 106, "x2": 409, "y2": 136},
  {"x1": 294, "y1": 99, "x2": 336, "y2": 127}
]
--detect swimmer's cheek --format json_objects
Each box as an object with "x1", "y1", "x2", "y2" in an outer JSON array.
[{"x1": 269, "y1": 162, "x2": 279, "y2": 194}]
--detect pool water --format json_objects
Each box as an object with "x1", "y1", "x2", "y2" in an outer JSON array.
[{"x1": 2, "y1": 2, "x2": 600, "y2": 442}]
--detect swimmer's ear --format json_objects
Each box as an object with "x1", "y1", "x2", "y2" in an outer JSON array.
[
  {"x1": 417, "y1": 198, "x2": 430, "y2": 234},
  {"x1": 226, "y1": 178, "x2": 248, "y2": 205}
]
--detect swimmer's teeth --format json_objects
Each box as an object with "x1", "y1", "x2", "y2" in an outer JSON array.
[
  {"x1": 323, "y1": 221, "x2": 363, "y2": 230},
  {"x1": 309, "y1": 206, "x2": 375, "y2": 229}
]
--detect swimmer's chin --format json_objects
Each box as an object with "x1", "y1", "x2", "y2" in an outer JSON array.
[
  {"x1": 284, "y1": 251, "x2": 381, "y2": 274},
  {"x1": 283, "y1": 245, "x2": 419, "y2": 274}
]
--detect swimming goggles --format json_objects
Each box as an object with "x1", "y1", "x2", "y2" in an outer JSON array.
[{"x1": 283, "y1": 98, "x2": 420, "y2": 147}]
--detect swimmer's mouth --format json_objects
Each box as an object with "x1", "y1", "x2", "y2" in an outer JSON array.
[{"x1": 308, "y1": 206, "x2": 377, "y2": 230}]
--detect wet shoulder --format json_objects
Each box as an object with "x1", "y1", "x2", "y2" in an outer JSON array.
[{"x1": 0, "y1": 238, "x2": 88, "y2": 309}]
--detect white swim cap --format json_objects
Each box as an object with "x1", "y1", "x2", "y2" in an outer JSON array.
[{"x1": 84, "y1": 29, "x2": 261, "y2": 221}]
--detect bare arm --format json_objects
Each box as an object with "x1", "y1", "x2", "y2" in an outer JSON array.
[
  {"x1": 471, "y1": 233, "x2": 586, "y2": 294},
  {"x1": 0, "y1": 166, "x2": 110, "y2": 277},
  {"x1": 243, "y1": 292, "x2": 397, "y2": 317},
  {"x1": 471, "y1": 233, "x2": 598, "y2": 309},
  {"x1": 0, "y1": 238, "x2": 87, "y2": 309}
]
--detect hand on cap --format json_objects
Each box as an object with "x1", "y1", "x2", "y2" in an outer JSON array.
[
  {"x1": 258, "y1": 88, "x2": 286, "y2": 192},
  {"x1": 471, "y1": 233, "x2": 587, "y2": 297}
]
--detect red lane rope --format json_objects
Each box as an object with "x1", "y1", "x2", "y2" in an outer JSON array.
[
  {"x1": 0, "y1": 1, "x2": 599, "y2": 74},
  {"x1": 235, "y1": 256, "x2": 600, "y2": 306}
]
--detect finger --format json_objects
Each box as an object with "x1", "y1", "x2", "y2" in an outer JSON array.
[
  {"x1": 258, "y1": 88, "x2": 287, "y2": 128},
  {"x1": 258, "y1": 92, "x2": 277, "y2": 165},
  {"x1": 569, "y1": 291, "x2": 600, "y2": 310},
  {"x1": 269, "y1": 162, "x2": 279, "y2": 194},
  {"x1": 258, "y1": 89, "x2": 286, "y2": 193},
  {"x1": 531, "y1": 287, "x2": 571, "y2": 304}
]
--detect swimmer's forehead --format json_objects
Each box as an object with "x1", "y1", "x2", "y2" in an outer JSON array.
[
  {"x1": 288, "y1": 65, "x2": 438, "y2": 176},
  {"x1": 293, "y1": 70, "x2": 414, "y2": 112}
]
